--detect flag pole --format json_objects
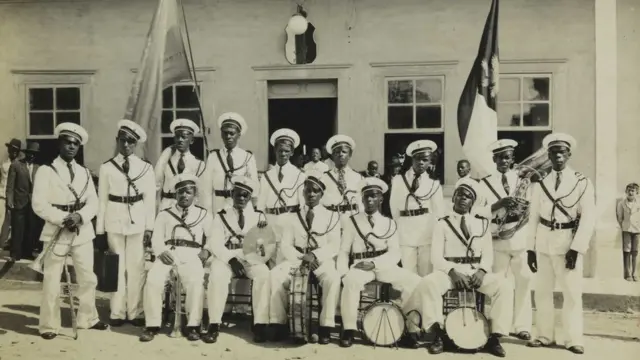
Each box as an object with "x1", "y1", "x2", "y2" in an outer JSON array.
[{"x1": 178, "y1": 0, "x2": 210, "y2": 154}]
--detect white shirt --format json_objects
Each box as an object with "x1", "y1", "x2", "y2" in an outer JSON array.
[
  {"x1": 0, "y1": 159, "x2": 11, "y2": 198},
  {"x1": 303, "y1": 160, "x2": 329, "y2": 173}
]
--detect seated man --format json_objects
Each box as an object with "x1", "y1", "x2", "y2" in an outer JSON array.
[
  {"x1": 203, "y1": 176, "x2": 275, "y2": 344},
  {"x1": 140, "y1": 174, "x2": 213, "y2": 342},
  {"x1": 337, "y1": 177, "x2": 422, "y2": 348},
  {"x1": 269, "y1": 170, "x2": 342, "y2": 344},
  {"x1": 414, "y1": 178, "x2": 513, "y2": 357}
]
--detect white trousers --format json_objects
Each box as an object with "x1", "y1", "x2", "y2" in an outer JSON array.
[
  {"x1": 400, "y1": 245, "x2": 432, "y2": 276},
  {"x1": 269, "y1": 260, "x2": 341, "y2": 327},
  {"x1": 39, "y1": 241, "x2": 100, "y2": 334},
  {"x1": 493, "y1": 249, "x2": 533, "y2": 333},
  {"x1": 107, "y1": 232, "x2": 145, "y2": 320},
  {"x1": 143, "y1": 249, "x2": 204, "y2": 327},
  {"x1": 340, "y1": 266, "x2": 421, "y2": 331},
  {"x1": 207, "y1": 258, "x2": 271, "y2": 325},
  {"x1": 534, "y1": 253, "x2": 584, "y2": 348},
  {"x1": 415, "y1": 270, "x2": 514, "y2": 336}
]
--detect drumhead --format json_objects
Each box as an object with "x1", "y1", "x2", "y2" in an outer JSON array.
[
  {"x1": 444, "y1": 308, "x2": 490, "y2": 350},
  {"x1": 360, "y1": 302, "x2": 405, "y2": 346}
]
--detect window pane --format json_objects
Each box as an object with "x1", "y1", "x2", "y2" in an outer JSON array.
[
  {"x1": 162, "y1": 87, "x2": 174, "y2": 109},
  {"x1": 161, "y1": 110, "x2": 174, "y2": 134},
  {"x1": 416, "y1": 106, "x2": 442, "y2": 129},
  {"x1": 175, "y1": 84, "x2": 200, "y2": 109},
  {"x1": 416, "y1": 79, "x2": 442, "y2": 103},
  {"x1": 56, "y1": 87, "x2": 81, "y2": 110},
  {"x1": 29, "y1": 112, "x2": 54, "y2": 135},
  {"x1": 524, "y1": 77, "x2": 550, "y2": 101},
  {"x1": 499, "y1": 77, "x2": 521, "y2": 102},
  {"x1": 523, "y1": 103, "x2": 550, "y2": 126},
  {"x1": 497, "y1": 103, "x2": 521, "y2": 127},
  {"x1": 498, "y1": 130, "x2": 551, "y2": 163},
  {"x1": 387, "y1": 80, "x2": 413, "y2": 104},
  {"x1": 56, "y1": 112, "x2": 81, "y2": 126},
  {"x1": 176, "y1": 110, "x2": 202, "y2": 125},
  {"x1": 29, "y1": 88, "x2": 54, "y2": 110},
  {"x1": 387, "y1": 106, "x2": 413, "y2": 129}
]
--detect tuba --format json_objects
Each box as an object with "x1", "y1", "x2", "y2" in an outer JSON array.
[{"x1": 493, "y1": 147, "x2": 552, "y2": 240}]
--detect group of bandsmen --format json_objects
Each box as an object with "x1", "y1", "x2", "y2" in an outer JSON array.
[{"x1": 30, "y1": 111, "x2": 594, "y2": 357}]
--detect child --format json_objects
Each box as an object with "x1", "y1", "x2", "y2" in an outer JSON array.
[{"x1": 616, "y1": 183, "x2": 640, "y2": 281}]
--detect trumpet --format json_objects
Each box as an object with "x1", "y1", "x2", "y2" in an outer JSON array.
[{"x1": 168, "y1": 264, "x2": 185, "y2": 338}]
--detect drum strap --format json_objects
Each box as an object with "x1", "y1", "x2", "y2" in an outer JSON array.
[
  {"x1": 538, "y1": 181, "x2": 572, "y2": 220},
  {"x1": 263, "y1": 172, "x2": 288, "y2": 208},
  {"x1": 349, "y1": 216, "x2": 376, "y2": 252},
  {"x1": 401, "y1": 172, "x2": 423, "y2": 208},
  {"x1": 218, "y1": 211, "x2": 244, "y2": 246},
  {"x1": 164, "y1": 208, "x2": 202, "y2": 242},
  {"x1": 481, "y1": 178, "x2": 502, "y2": 200},
  {"x1": 442, "y1": 217, "x2": 476, "y2": 258},
  {"x1": 325, "y1": 171, "x2": 345, "y2": 196},
  {"x1": 295, "y1": 210, "x2": 318, "y2": 248}
]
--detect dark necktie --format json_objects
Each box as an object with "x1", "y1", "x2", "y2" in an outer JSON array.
[
  {"x1": 338, "y1": 169, "x2": 347, "y2": 194},
  {"x1": 177, "y1": 153, "x2": 185, "y2": 174},
  {"x1": 122, "y1": 155, "x2": 130, "y2": 174},
  {"x1": 367, "y1": 215, "x2": 375, "y2": 228},
  {"x1": 278, "y1": 166, "x2": 284, "y2": 182},
  {"x1": 502, "y1": 173, "x2": 510, "y2": 194},
  {"x1": 237, "y1": 208, "x2": 245, "y2": 229},
  {"x1": 460, "y1": 215, "x2": 471, "y2": 239},
  {"x1": 226, "y1": 149, "x2": 234, "y2": 172},
  {"x1": 305, "y1": 207, "x2": 315, "y2": 229},
  {"x1": 67, "y1": 162, "x2": 75, "y2": 182},
  {"x1": 411, "y1": 173, "x2": 420, "y2": 192},
  {"x1": 181, "y1": 207, "x2": 189, "y2": 221},
  {"x1": 555, "y1": 172, "x2": 562, "y2": 191}
]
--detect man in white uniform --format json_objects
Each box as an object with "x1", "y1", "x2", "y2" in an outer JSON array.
[
  {"x1": 140, "y1": 173, "x2": 213, "y2": 342},
  {"x1": 258, "y1": 128, "x2": 305, "y2": 265},
  {"x1": 32, "y1": 123, "x2": 108, "y2": 339},
  {"x1": 414, "y1": 178, "x2": 512, "y2": 357},
  {"x1": 526, "y1": 133, "x2": 595, "y2": 355},
  {"x1": 155, "y1": 119, "x2": 208, "y2": 212},
  {"x1": 390, "y1": 139, "x2": 444, "y2": 276},
  {"x1": 337, "y1": 177, "x2": 422, "y2": 348},
  {"x1": 96, "y1": 120, "x2": 156, "y2": 327},
  {"x1": 269, "y1": 170, "x2": 341, "y2": 344},
  {"x1": 203, "y1": 176, "x2": 274, "y2": 344}
]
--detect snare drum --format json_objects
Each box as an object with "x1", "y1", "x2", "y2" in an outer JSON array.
[
  {"x1": 443, "y1": 290, "x2": 490, "y2": 351},
  {"x1": 288, "y1": 266, "x2": 313, "y2": 342},
  {"x1": 358, "y1": 301, "x2": 406, "y2": 347}
]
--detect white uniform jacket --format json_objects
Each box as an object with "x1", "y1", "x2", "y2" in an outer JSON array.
[
  {"x1": 303, "y1": 161, "x2": 329, "y2": 173},
  {"x1": 32, "y1": 157, "x2": 98, "y2": 246},
  {"x1": 154, "y1": 147, "x2": 209, "y2": 211},
  {"x1": 280, "y1": 205, "x2": 341, "y2": 264},
  {"x1": 320, "y1": 166, "x2": 363, "y2": 214},
  {"x1": 527, "y1": 167, "x2": 595, "y2": 255},
  {"x1": 150, "y1": 204, "x2": 213, "y2": 257},
  {"x1": 96, "y1": 154, "x2": 155, "y2": 235},
  {"x1": 257, "y1": 162, "x2": 305, "y2": 213},
  {"x1": 337, "y1": 211, "x2": 401, "y2": 275},
  {"x1": 204, "y1": 147, "x2": 259, "y2": 212},
  {"x1": 431, "y1": 212, "x2": 493, "y2": 275}
]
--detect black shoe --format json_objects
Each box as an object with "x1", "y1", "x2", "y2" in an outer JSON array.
[
  {"x1": 271, "y1": 324, "x2": 289, "y2": 342},
  {"x1": 110, "y1": 319, "x2": 126, "y2": 327},
  {"x1": 129, "y1": 318, "x2": 145, "y2": 327},
  {"x1": 568, "y1": 345, "x2": 585, "y2": 354},
  {"x1": 318, "y1": 327, "x2": 331, "y2": 345},
  {"x1": 90, "y1": 321, "x2": 109, "y2": 330},
  {"x1": 427, "y1": 336, "x2": 444, "y2": 355},
  {"x1": 253, "y1": 324, "x2": 268, "y2": 343},
  {"x1": 527, "y1": 339, "x2": 546, "y2": 348},
  {"x1": 399, "y1": 332, "x2": 420, "y2": 349},
  {"x1": 139, "y1": 327, "x2": 160, "y2": 342},
  {"x1": 186, "y1": 327, "x2": 200, "y2": 341},
  {"x1": 202, "y1": 324, "x2": 219, "y2": 344},
  {"x1": 515, "y1": 331, "x2": 532, "y2": 341},
  {"x1": 339, "y1": 330, "x2": 355, "y2": 348},
  {"x1": 485, "y1": 335, "x2": 506, "y2": 358},
  {"x1": 40, "y1": 332, "x2": 57, "y2": 340}
]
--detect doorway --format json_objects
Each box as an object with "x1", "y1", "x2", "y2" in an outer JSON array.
[{"x1": 267, "y1": 80, "x2": 338, "y2": 166}]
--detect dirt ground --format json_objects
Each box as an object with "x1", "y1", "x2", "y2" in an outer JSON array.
[{"x1": 0, "y1": 280, "x2": 638, "y2": 360}]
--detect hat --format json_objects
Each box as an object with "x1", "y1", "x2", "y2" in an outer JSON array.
[
  {"x1": 270, "y1": 128, "x2": 300, "y2": 149},
  {"x1": 543, "y1": 133, "x2": 577, "y2": 151},
  {"x1": 5, "y1": 138, "x2": 21, "y2": 150},
  {"x1": 454, "y1": 177, "x2": 478, "y2": 201},
  {"x1": 117, "y1": 119, "x2": 147, "y2": 143},
  {"x1": 217, "y1": 112, "x2": 247, "y2": 136},
  {"x1": 304, "y1": 170, "x2": 326, "y2": 192},
  {"x1": 406, "y1": 140, "x2": 437, "y2": 157},
  {"x1": 326, "y1": 134, "x2": 356, "y2": 154},
  {"x1": 170, "y1": 118, "x2": 200, "y2": 135},
  {"x1": 24, "y1": 141, "x2": 40, "y2": 153},
  {"x1": 54, "y1": 123, "x2": 89, "y2": 146},
  {"x1": 231, "y1": 175, "x2": 258, "y2": 194},
  {"x1": 171, "y1": 173, "x2": 199, "y2": 191},
  {"x1": 358, "y1": 177, "x2": 388, "y2": 195},
  {"x1": 489, "y1": 139, "x2": 518, "y2": 154}
]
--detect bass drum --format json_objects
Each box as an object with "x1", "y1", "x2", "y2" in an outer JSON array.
[
  {"x1": 358, "y1": 301, "x2": 406, "y2": 347},
  {"x1": 444, "y1": 306, "x2": 490, "y2": 351},
  {"x1": 288, "y1": 266, "x2": 313, "y2": 342}
]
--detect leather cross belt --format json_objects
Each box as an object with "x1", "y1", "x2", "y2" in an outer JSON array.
[
  {"x1": 445, "y1": 256, "x2": 481, "y2": 264},
  {"x1": 350, "y1": 249, "x2": 387, "y2": 260},
  {"x1": 399, "y1": 208, "x2": 429, "y2": 217},
  {"x1": 160, "y1": 191, "x2": 175, "y2": 199},
  {"x1": 539, "y1": 217, "x2": 577, "y2": 230},
  {"x1": 214, "y1": 190, "x2": 232, "y2": 198},
  {"x1": 295, "y1": 245, "x2": 318, "y2": 254},
  {"x1": 265, "y1": 205, "x2": 300, "y2": 215},
  {"x1": 164, "y1": 239, "x2": 202, "y2": 249},
  {"x1": 325, "y1": 204, "x2": 358, "y2": 213},
  {"x1": 108, "y1": 194, "x2": 144, "y2": 204},
  {"x1": 52, "y1": 202, "x2": 86, "y2": 212}
]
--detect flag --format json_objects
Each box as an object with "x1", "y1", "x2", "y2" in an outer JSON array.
[
  {"x1": 457, "y1": 0, "x2": 500, "y2": 180},
  {"x1": 124, "y1": 0, "x2": 192, "y2": 164}
]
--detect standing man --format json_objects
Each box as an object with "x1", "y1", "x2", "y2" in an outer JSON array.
[
  {"x1": 390, "y1": 140, "x2": 444, "y2": 276},
  {"x1": 96, "y1": 120, "x2": 156, "y2": 327},
  {"x1": 526, "y1": 133, "x2": 595, "y2": 355},
  {"x1": 7, "y1": 141, "x2": 40, "y2": 261},
  {"x1": 204, "y1": 112, "x2": 259, "y2": 214},
  {"x1": 476, "y1": 139, "x2": 533, "y2": 340},
  {"x1": 0, "y1": 138, "x2": 21, "y2": 250},
  {"x1": 32, "y1": 123, "x2": 108, "y2": 339},
  {"x1": 303, "y1": 148, "x2": 329, "y2": 173},
  {"x1": 155, "y1": 118, "x2": 208, "y2": 212},
  {"x1": 257, "y1": 128, "x2": 305, "y2": 265}
]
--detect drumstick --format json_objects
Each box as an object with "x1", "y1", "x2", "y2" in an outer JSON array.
[
  {"x1": 383, "y1": 308, "x2": 399, "y2": 345},
  {"x1": 373, "y1": 308, "x2": 386, "y2": 348},
  {"x1": 472, "y1": 290, "x2": 479, "y2": 322},
  {"x1": 462, "y1": 290, "x2": 467, "y2": 327}
]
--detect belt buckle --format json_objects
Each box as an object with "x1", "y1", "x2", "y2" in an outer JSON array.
[
  {"x1": 274, "y1": 207, "x2": 281, "y2": 215},
  {"x1": 553, "y1": 221, "x2": 561, "y2": 230}
]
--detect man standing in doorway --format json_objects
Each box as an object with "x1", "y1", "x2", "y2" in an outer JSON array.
[{"x1": 0, "y1": 138, "x2": 21, "y2": 250}]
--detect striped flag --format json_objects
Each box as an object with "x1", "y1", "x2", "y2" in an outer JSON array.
[
  {"x1": 124, "y1": 0, "x2": 192, "y2": 164},
  {"x1": 457, "y1": 0, "x2": 500, "y2": 180}
]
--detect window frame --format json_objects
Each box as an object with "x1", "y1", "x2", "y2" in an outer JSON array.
[
  {"x1": 497, "y1": 73, "x2": 554, "y2": 132},
  {"x1": 25, "y1": 84, "x2": 84, "y2": 139},
  {"x1": 384, "y1": 75, "x2": 446, "y2": 134},
  {"x1": 160, "y1": 81, "x2": 207, "y2": 159}
]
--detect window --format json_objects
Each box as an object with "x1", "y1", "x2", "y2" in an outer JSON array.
[
  {"x1": 497, "y1": 74, "x2": 552, "y2": 162},
  {"x1": 27, "y1": 85, "x2": 84, "y2": 165},
  {"x1": 161, "y1": 83, "x2": 205, "y2": 160},
  {"x1": 384, "y1": 77, "x2": 445, "y2": 183}
]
